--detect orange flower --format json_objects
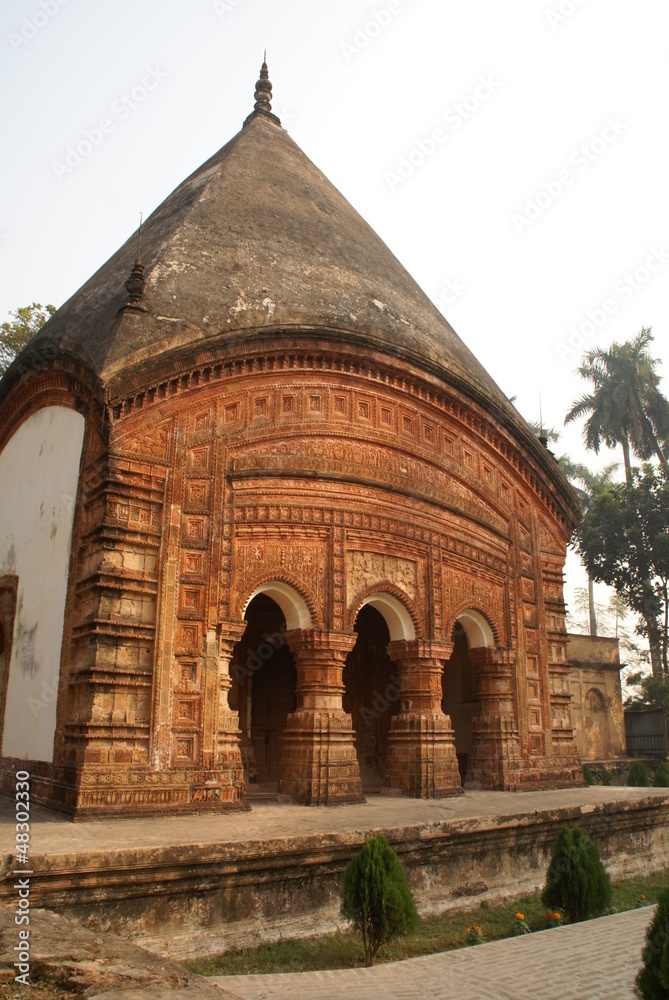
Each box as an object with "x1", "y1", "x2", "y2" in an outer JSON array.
[
  {"x1": 516, "y1": 912, "x2": 524, "y2": 920},
  {"x1": 640, "y1": 894, "x2": 646, "y2": 900},
  {"x1": 465, "y1": 927, "x2": 470, "y2": 933},
  {"x1": 543, "y1": 914, "x2": 547, "y2": 920}
]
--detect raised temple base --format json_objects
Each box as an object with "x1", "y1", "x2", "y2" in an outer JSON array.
[
  {"x1": 5, "y1": 790, "x2": 667, "y2": 959},
  {"x1": 0, "y1": 757, "x2": 250, "y2": 819}
]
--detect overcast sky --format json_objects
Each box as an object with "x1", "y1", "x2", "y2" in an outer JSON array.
[{"x1": 1, "y1": 0, "x2": 667, "y2": 636}]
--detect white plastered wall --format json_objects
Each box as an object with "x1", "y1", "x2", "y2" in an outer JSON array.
[{"x1": 0, "y1": 405, "x2": 85, "y2": 761}]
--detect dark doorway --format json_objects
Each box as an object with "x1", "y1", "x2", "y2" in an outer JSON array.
[
  {"x1": 0, "y1": 578, "x2": 18, "y2": 752},
  {"x1": 229, "y1": 594, "x2": 296, "y2": 789},
  {"x1": 442, "y1": 622, "x2": 480, "y2": 783},
  {"x1": 343, "y1": 605, "x2": 395, "y2": 793}
]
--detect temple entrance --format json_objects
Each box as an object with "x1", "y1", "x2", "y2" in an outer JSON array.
[
  {"x1": 343, "y1": 605, "x2": 395, "y2": 793},
  {"x1": 229, "y1": 594, "x2": 297, "y2": 790},
  {"x1": 442, "y1": 621, "x2": 480, "y2": 783}
]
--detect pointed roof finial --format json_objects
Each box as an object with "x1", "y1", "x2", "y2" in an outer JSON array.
[
  {"x1": 538, "y1": 392, "x2": 549, "y2": 448},
  {"x1": 120, "y1": 213, "x2": 147, "y2": 313},
  {"x1": 136, "y1": 211, "x2": 143, "y2": 264},
  {"x1": 244, "y1": 54, "x2": 281, "y2": 127}
]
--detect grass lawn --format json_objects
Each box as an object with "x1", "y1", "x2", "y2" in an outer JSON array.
[{"x1": 186, "y1": 868, "x2": 668, "y2": 977}]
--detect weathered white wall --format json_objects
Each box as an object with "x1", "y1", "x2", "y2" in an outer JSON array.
[{"x1": 0, "y1": 406, "x2": 85, "y2": 761}]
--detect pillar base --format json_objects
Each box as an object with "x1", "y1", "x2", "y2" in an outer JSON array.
[
  {"x1": 279, "y1": 710, "x2": 364, "y2": 805},
  {"x1": 385, "y1": 710, "x2": 463, "y2": 797},
  {"x1": 466, "y1": 714, "x2": 524, "y2": 790}
]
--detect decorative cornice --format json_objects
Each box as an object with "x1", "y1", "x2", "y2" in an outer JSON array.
[{"x1": 103, "y1": 341, "x2": 579, "y2": 534}]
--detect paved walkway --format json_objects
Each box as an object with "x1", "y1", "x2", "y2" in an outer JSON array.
[
  {"x1": 2, "y1": 785, "x2": 666, "y2": 854},
  {"x1": 214, "y1": 907, "x2": 654, "y2": 1000}
]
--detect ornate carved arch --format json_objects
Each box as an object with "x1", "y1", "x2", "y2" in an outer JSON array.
[
  {"x1": 444, "y1": 603, "x2": 500, "y2": 649},
  {"x1": 346, "y1": 582, "x2": 422, "y2": 641},
  {"x1": 237, "y1": 574, "x2": 321, "y2": 630}
]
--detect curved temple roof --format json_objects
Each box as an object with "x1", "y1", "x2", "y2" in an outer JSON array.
[
  {"x1": 10, "y1": 62, "x2": 577, "y2": 516},
  {"x1": 24, "y1": 66, "x2": 511, "y2": 407}
]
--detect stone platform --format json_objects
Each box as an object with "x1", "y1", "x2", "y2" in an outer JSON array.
[{"x1": 1, "y1": 787, "x2": 667, "y2": 962}]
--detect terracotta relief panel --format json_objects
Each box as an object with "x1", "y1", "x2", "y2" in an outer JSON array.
[
  {"x1": 188, "y1": 444, "x2": 212, "y2": 473},
  {"x1": 330, "y1": 392, "x2": 350, "y2": 420},
  {"x1": 346, "y1": 550, "x2": 419, "y2": 605},
  {"x1": 233, "y1": 537, "x2": 328, "y2": 609},
  {"x1": 190, "y1": 408, "x2": 213, "y2": 437},
  {"x1": 442, "y1": 564, "x2": 506, "y2": 644},
  {"x1": 116, "y1": 420, "x2": 172, "y2": 460},
  {"x1": 235, "y1": 438, "x2": 503, "y2": 528},
  {"x1": 175, "y1": 622, "x2": 201, "y2": 654}
]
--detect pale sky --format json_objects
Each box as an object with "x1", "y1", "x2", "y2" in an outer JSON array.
[{"x1": 1, "y1": 0, "x2": 668, "y2": 644}]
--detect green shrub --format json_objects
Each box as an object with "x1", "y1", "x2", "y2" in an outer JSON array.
[
  {"x1": 465, "y1": 923, "x2": 484, "y2": 945},
  {"x1": 542, "y1": 824, "x2": 612, "y2": 923},
  {"x1": 628, "y1": 762, "x2": 652, "y2": 787},
  {"x1": 511, "y1": 910, "x2": 531, "y2": 935},
  {"x1": 597, "y1": 767, "x2": 612, "y2": 786},
  {"x1": 582, "y1": 764, "x2": 595, "y2": 785},
  {"x1": 341, "y1": 833, "x2": 418, "y2": 966},
  {"x1": 652, "y1": 762, "x2": 669, "y2": 788},
  {"x1": 634, "y1": 887, "x2": 669, "y2": 998}
]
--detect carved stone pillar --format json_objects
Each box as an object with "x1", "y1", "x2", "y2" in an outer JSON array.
[
  {"x1": 214, "y1": 623, "x2": 246, "y2": 805},
  {"x1": 279, "y1": 630, "x2": 364, "y2": 805},
  {"x1": 384, "y1": 640, "x2": 462, "y2": 798},
  {"x1": 548, "y1": 658, "x2": 581, "y2": 769},
  {"x1": 466, "y1": 647, "x2": 523, "y2": 790}
]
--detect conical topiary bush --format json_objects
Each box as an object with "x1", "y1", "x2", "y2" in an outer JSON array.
[
  {"x1": 341, "y1": 833, "x2": 418, "y2": 966},
  {"x1": 634, "y1": 887, "x2": 669, "y2": 998},
  {"x1": 542, "y1": 824, "x2": 612, "y2": 923},
  {"x1": 627, "y1": 761, "x2": 652, "y2": 787},
  {"x1": 652, "y1": 762, "x2": 669, "y2": 788}
]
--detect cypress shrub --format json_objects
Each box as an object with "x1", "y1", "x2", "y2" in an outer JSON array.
[
  {"x1": 542, "y1": 824, "x2": 612, "y2": 923},
  {"x1": 652, "y1": 762, "x2": 669, "y2": 788},
  {"x1": 582, "y1": 764, "x2": 595, "y2": 785},
  {"x1": 634, "y1": 887, "x2": 669, "y2": 999},
  {"x1": 628, "y1": 762, "x2": 652, "y2": 787},
  {"x1": 341, "y1": 833, "x2": 418, "y2": 966}
]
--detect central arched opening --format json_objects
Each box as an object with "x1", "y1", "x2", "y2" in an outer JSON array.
[
  {"x1": 229, "y1": 594, "x2": 297, "y2": 793},
  {"x1": 343, "y1": 605, "x2": 395, "y2": 793},
  {"x1": 442, "y1": 621, "x2": 480, "y2": 783}
]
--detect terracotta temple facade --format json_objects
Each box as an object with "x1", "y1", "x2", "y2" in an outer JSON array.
[{"x1": 0, "y1": 64, "x2": 583, "y2": 817}]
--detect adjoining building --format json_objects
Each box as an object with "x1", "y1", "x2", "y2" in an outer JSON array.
[
  {"x1": 0, "y1": 63, "x2": 583, "y2": 817},
  {"x1": 565, "y1": 634, "x2": 626, "y2": 760}
]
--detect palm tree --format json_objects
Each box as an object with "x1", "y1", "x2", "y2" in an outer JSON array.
[
  {"x1": 557, "y1": 457, "x2": 618, "y2": 637},
  {"x1": 565, "y1": 330, "x2": 669, "y2": 676},
  {"x1": 565, "y1": 328, "x2": 669, "y2": 485}
]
